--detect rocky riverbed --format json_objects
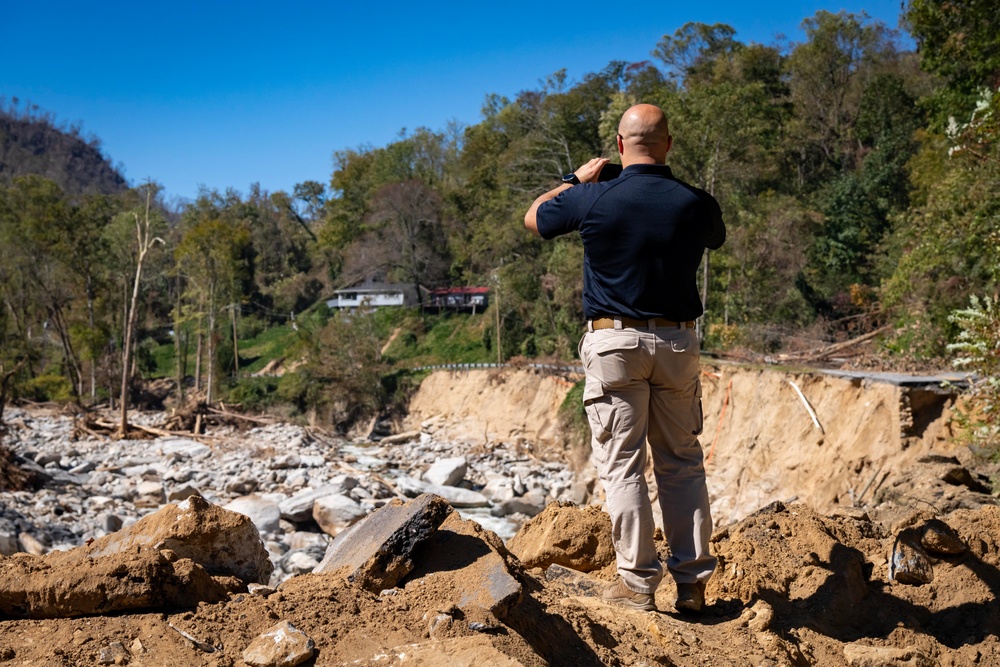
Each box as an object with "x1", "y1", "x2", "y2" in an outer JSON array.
[{"x1": 0, "y1": 406, "x2": 591, "y2": 585}]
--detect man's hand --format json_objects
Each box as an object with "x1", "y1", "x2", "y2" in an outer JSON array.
[
  {"x1": 524, "y1": 157, "x2": 610, "y2": 235},
  {"x1": 575, "y1": 157, "x2": 610, "y2": 183}
]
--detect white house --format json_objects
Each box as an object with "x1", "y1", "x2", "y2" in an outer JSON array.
[{"x1": 325, "y1": 283, "x2": 421, "y2": 309}]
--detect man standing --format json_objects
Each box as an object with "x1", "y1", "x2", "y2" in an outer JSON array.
[{"x1": 524, "y1": 104, "x2": 724, "y2": 613}]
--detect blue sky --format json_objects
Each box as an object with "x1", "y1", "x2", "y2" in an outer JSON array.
[{"x1": 4, "y1": 1, "x2": 912, "y2": 202}]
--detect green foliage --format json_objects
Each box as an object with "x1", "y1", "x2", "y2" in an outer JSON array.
[
  {"x1": 557, "y1": 379, "x2": 590, "y2": 452},
  {"x1": 907, "y1": 0, "x2": 1000, "y2": 110},
  {"x1": 225, "y1": 376, "x2": 281, "y2": 411},
  {"x1": 23, "y1": 373, "x2": 74, "y2": 403},
  {"x1": 948, "y1": 294, "x2": 1000, "y2": 450},
  {"x1": 883, "y1": 90, "x2": 1000, "y2": 355}
]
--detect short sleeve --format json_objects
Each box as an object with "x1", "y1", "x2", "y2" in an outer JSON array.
[{"x1": 535, "y1": 186, "x2": 596, "y2": 240}]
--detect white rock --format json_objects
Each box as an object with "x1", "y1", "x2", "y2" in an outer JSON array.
[
  {"x1": 133, "y1": 481, "x2": 166, "y2": 507},
  {"x1": 286, "y1": 531, "x2": 329, "y2": 551},
  {"x1": 423, "y1": 456, "x2": 467, "y2": 487},
  {"x1": 279, "y1": 478, "x2": 359, "y2": 522},
  {"x1": 242, "y1": 621, "x2": 315, "y2": 667},
  {"x1": 157, "y1": 437, "x2": 212, "y2": 459},
  {"x1": 225, "y1": 495, "x2": 282, "y2": 535},
  {"x1": 396, "y1": 475, "x2": 490, "y2": 508},
  {"x1": 284, "y1": 550, "x2": 320, "y2": 575}
]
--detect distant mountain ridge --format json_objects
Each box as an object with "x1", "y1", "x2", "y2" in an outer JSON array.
[{"x1": 0, "y1": 100, "x2": 128, "y2": 196}]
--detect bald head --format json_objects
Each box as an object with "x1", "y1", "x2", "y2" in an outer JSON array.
[{"x1": 617, "y1": 104, "x2": 672, "y2": 165}]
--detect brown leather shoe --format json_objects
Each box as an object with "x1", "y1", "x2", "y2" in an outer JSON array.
[
  {"x1": 675, "y1": 582, "x2": 706, "y2": 614},
  {"x1": 602, "y1": 580, "x2": 656, "y2": 612}
]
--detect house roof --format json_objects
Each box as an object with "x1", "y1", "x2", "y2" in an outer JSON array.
[{"x1": 428, "y1": 286, "x2": 490, "y2": 296}]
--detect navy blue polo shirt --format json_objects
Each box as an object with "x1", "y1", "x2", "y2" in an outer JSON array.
[{"x1": 535, "y1": 163, "x2": 725, "y2": 321}]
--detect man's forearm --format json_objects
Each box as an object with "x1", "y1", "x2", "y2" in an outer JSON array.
[{"x1": 524, "y1": 183, "x2": 573, "y2": 236}]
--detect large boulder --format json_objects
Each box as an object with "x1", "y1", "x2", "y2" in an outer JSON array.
[
  {"x1": 402, "y1": 512, "x2": 523, "y2": 621},
  {"x1": 83, "y1": 494, "x2": 273, "y2": 584},
  {"x1": 314, "y1": 493, "x2": 453, "y2": 591}
]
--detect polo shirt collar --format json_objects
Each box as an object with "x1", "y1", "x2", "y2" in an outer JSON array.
[{"x1": 622, "y1": 164, "x2": 674, "y2": 177}]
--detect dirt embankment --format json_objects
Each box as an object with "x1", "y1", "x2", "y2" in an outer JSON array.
[{"x1": 405, "y1": 363, "x2": 966, "y2": 526}]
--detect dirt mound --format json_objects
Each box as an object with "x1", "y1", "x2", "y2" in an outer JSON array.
[
  {"x1": 506, "y1": 502, "x2": 614, "y2": 572},
  {"x1": 3, "y1": 498, "x2": 1000, "y2": 664}
]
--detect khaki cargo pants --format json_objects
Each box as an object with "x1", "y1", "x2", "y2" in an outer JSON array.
[{"x1": 580, "y1": 323, "x2": 717, "y2": 594}]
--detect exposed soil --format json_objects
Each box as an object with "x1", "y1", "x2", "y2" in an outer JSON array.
[{"x1": 1, "y1": 363, "x2": 998, "y2": 666}]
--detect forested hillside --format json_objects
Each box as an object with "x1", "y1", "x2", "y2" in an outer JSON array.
[
  {"x1": 1, "y1": 3, "x2": 998, "y2": 438},
  {"x1": 0, "y1": 99, "x2": 127, "y2": 196}
]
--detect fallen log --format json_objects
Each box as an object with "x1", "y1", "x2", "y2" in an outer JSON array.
[{"x1": 769, "y1": 325, "x2": 891, "y2": 364}]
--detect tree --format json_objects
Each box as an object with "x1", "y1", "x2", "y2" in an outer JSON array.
[
  {"x1": 907, "y1": 0, "x2": 1000, "y2": 112},
  {"x1": 784, "y1": 11, "x2": 900, "y2": 187},
  {"x1": 653, "y1": 22, "x2": 741, "y2": 85},
  {"x1": 354, "y1": 179, "x2": 450, "y2": 301},
  {"x1": 175, "y1": 206, "x2": 252, "y2": 403},
  {"x1": 118, "y1": 184, "x2": 164, "y2": 437}
]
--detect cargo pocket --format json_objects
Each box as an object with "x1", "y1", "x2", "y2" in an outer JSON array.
[
  {"x1": 584, "y1": 394, "x2": 614, "y2": 468},
  {"x1": 584, "y1": 332, "x2": 640, "y2": 389},
  {"x1": 691, "y1": 377, "x2": 704, "y2": 436}
]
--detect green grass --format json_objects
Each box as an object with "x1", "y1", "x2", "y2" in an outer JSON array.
[
  {"x1": 239, "y1": 324, "x2": 297, "y2": 373},
  {"x1": 383, "y1": 312, "x2": 493, "y2": 366}
]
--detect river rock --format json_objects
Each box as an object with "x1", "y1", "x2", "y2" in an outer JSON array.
[
  {"x1": 157, "y1": 437, "x2": 212, "y2": 459},
  {"x1": 242, "y1": 620, "x2": 315, "y2": 667},
  {"x1": 313, "y1": 493, "x2": 368, "y2": 537},
  {"x1": 491, "y1": 488, "x2": 548, "y2": 518},
  {"x1": 481, "y1": 473, "x2": 516, "y2": 503},
  {"x1": 423, "y1": 456, "x2": 467, "y2": 487},
  {"x1": 133, "y1": 480, "x2": 166, "y2": 508},
  {"x1": 279, "y1": 477, "x2": 359, "y2": 522},
  {"x1": 225, "y1": 495, "x2": 282, "y2": 535},
  {"x1": 395, "y1": 475, "x2": 490, "y2": 508}
]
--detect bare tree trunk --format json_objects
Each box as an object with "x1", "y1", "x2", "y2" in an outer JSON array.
[
  {"x1": 86, "y1": 276, "x2": 97, "y2": 401},
  {"x1": 194, "y1": 325, "x2": 203, "y2": 392},
  {"x1": 230, "y1": 304, "x2": 239, "y2": 377},
  {"x1": 206, "y1": 281, "x2": 216, "y2": 404},
  {"x1": 118, "y1": 187, "x2": 162, "y2": 438},
  {"x1": 174, "y1": 280, "x2": 185, "y2": 404}
]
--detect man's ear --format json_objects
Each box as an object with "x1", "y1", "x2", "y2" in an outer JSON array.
[
  {"x1": 617, "y1": 133, "x2": 624, "y2": 155},
  {"x1": 665, "y1": 134, "x2": 673, "y2": 155}
]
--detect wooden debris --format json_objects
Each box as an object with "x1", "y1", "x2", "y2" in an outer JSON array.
[{"x1": 769, "y1": 326, "x2": 891, "y2": 364}]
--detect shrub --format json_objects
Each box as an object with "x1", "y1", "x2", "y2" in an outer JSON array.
[
  {"x1": 24, "y1": 373, "x2": 74, "y2": 402},
  {"x1": 948, "y1": 293, "x2": 1000, "y2": 451}
]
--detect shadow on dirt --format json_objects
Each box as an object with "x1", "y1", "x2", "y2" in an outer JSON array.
[{"x1": 760, "y1": 542, "x2": 1000, "y2": 652}]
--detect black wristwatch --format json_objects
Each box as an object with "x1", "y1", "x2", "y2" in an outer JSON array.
[{"x1": 561, "y1": 173, "x2": 580, "y2": 185}]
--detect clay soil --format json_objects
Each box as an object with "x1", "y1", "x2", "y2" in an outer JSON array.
[
  {"x1": 3, "y1": 501, "x2": 998, "y2": 666},
  {"x1": 2, "y1": 364, "x2": 999, "y2": 666}
]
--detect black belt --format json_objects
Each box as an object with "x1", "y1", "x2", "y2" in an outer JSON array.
[{"x1": 590, "y1": 316, "x2": 695, "y2": 330}]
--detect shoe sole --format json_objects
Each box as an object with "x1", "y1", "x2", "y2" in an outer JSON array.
[{"x1": 604, "y1": 596, "x2": 656, "y2": 612}]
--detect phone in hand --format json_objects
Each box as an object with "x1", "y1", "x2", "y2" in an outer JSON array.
[{"x1": 598, "y1": 163, "x2": 623, "y2": 181}]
